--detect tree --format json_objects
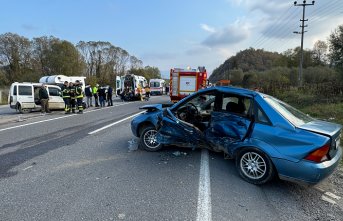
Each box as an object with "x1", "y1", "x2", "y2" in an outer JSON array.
[
  {"x1": 0, "y1": 68, "x2": 9, "y2": 86},
  {"x1": 129, "y1": 66, "x2": 161, "y2": 82},
  {"x1": 312, "y1": 40, "x2": 328, "y2": 65},
  {"x1": 31, "y1": 36, "x2": 60, "y2": 75},
  {"x1": 46, "y1": 40, "x2": 84, "y2": 76},
  {"x1": 76, "y1": 41, "x2": 135, "y2": 85},
  {"x1": 328, "y1": 25, "x2": 343, "y2": 72},
  {"x1": 0, "y1": 32, "x2": 32, "y2": 82}
]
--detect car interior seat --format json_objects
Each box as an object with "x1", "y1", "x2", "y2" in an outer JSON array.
[{"x1": 226, "y1": 101, "x2": 245, "y2": 114}]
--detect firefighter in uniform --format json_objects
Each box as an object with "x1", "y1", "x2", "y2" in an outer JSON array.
[
  {"x1": 75, "y1": 80, "x2": 84, "y2": 114},
  {"x1": 69, "y1": 82, "x2": 76, "y2": 113},
  {"x1": 61, "y1": 81, "x2": 71, "y2": 114}
]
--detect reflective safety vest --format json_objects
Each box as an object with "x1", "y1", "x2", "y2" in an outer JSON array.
[
  {"x1": 61, "y1": 85, "x2": 70, "y2": 98},
  {"x1": 76, "y1": 86, "x2": 83, "y2": 98},
  {"x1": 92, "y1": 86, "x2": 98, "y2": 94},
  {"x1": 69, "y1": 86, "x2": 76, "y2": 99}
]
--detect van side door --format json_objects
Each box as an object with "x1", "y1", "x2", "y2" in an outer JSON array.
[
  {"x1": 47, "y1": 86, "x2": 64, "y2": 109},
  {"x1": 17, "y1": 85, "x2": 35, "y2": 109}
]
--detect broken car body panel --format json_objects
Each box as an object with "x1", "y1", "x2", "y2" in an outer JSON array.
[{"x1": 131, "y1": 86, "x2": 342, "y2": 184}]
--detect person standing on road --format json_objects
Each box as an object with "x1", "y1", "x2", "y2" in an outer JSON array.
[
  {"x1": 39, "y1": 84, "x2": 50, "y2": 114},
  {"x1": 93, "y1": 84, "x2": 99, "y2": 107},
  {"x1": 85, "y1": 84, "x2": 93, "y2": 107},
  {"x1": 137, "y1": 84, "x2": 143, "y2": 101},
  {"x1": 144, "y1": 86, "x2": 150, "y2": 101},
  {"x1": 98, "y1": 86, "x2": 106, "y2": 107},
  {"x1": 61, "y1": 81, "x2": 71, "y2": 114},
  {"x1": 75, "y1": 80, "x2": 84, "y2": 114},
  {"x1": 69, "y1": 82, "x2": 76, "y2": 113},
  {"x1": 107, "y1": 86, "x2": 113, "y2": 106}
]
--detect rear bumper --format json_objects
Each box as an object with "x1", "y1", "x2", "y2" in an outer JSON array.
[{"x1": 274, "y1": 146, "x2": 342, "y2": 184}]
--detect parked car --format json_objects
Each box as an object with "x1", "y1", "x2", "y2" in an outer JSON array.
[
  {"x1": 131, "y1": 86, "x2": 342, "y2": 185},
  {"x1": 8, "y1": 82, "x2": 65, "y2": 113}
]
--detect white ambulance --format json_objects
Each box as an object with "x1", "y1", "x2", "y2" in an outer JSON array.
[{"x1": 8, "y1": 82, "x2": 65, "y2": 113}]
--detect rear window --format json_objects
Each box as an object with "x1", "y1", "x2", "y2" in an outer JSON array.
[
  {"x1": 13, "y1": 85, "x2": 17, "y2": 95},
  {"x1": 264, "y1": 96, "x2": 313, "y2": 127},
  {"x1": 18, "y1": 86, "x2": 32, "y2": 95}
]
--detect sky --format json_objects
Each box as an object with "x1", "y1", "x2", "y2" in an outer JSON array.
[{"x1": 1, "y1": 0, "x2": 342, "y2": 78}]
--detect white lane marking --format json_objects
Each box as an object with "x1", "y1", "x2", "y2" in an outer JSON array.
[
  {"x1": 321, "y1": 195, "x2": 336, "y2": 204},
  {"x1": 324, "y1": 192, "x2": 341, "y2": 200},
  {"x1": 0, "y1": 114, "x2": 75, "y2": 132},
  {"x1": 88, "y1": 111, "x2": 145, "y2": 135},
  {"x1": 196, "y1": 149, "x2": 212, "y2": 221},
  {"x1": 22, "y1": 165, "x2": 33, "y2": 171},
  {"x1": 0, "y1": 102, "x2": 129, "y2": 132}
]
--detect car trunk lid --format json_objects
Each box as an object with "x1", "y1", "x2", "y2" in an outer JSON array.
[{"x1": 299, "y1": 120, "x2": 342, "y2": 158}]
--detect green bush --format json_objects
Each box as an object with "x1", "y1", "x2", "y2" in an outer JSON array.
[
  {"x1": 300, "y1": 103, "x2": 343, "y2": 125},
  {"x1": 0, "y1": 89, "x2": 9, "y2": 105}
]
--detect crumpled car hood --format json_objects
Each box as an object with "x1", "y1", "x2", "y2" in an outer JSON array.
[{"x1": 139, "y1": 103, "x2": 174, "y2": 112}]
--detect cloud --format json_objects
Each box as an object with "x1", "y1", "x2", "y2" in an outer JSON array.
[
  {"x1": 201, "y1": 24, "x2": 216, "y2": 33},
  {"x1": 230, "y1": 0, "x2": 289, "y2": 15},
  {"x1": 202, "y1": 20, "x2": 250, "y2": 47}
]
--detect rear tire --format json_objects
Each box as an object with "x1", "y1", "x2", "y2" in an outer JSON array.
[
  {"x1": 17, "y1": 104, "x2": 30, "y2": 114},
  {"x1": 236, "y1": 148, "x2": 274, "y2": 185},
  {"x1": 140, "y1": 126, "x2": 162, "y2": 152}
]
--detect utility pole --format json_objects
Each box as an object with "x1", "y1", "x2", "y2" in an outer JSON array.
[{"x1": 293, "y1": 0, "x2": 315, "y2": 87}]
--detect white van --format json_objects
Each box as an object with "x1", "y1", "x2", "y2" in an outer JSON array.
[{"x1": 8, "y1": 82, "x2": 65, "y2": 113}]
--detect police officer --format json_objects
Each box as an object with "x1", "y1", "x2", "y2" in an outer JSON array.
[
  {"x1": 69, "y1": 82, "x2": 76, "y2": 113},
  {"x1": 75, "y1": 80, "x2": 84, "y2": 114},
  {"x1": 61, "y1": 81, "x2": 71, "y2": 114}
]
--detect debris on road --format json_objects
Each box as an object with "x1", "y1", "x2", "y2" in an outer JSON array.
[
  {"x1": 17, "y1": 115, "x2": 24, "y2": 122},
  {"x1": 172, "y1": 151, "x2": 187, "y2": 157},
  {"x1": 128, "y1": 139, "x2": 138, "y2": 152},
  {"x1": 118, "y1": 213, "x2": 126, "y2": 220}
]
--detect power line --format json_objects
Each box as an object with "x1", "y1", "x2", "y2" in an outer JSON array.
[
  {"x1": 259, "y1": 10, "x2": 300, "y2": 51},
  {"x1": 251, "y1": 6, "x2": 294, "y2": 48},
  {"x1": 293, "y1": 0, "x2": 315, "y2": 87}
]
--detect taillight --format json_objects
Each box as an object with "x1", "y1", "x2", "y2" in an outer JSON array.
[{"x1": 304, "y1": 143, "x2": 330, "y2": 163}]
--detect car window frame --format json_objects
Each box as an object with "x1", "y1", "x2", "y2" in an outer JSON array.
[
  {"x1": 218, "y1": 92, "x2": 252, "y2": 119},
  {"x1": 18, "y1": 85, "x2": 33, "y2": 96},
  {"x1": 48, "y1": 87, "x2": 61, "y2": 96},
  {"x1": 254, "y1": 102, "x2": 272, "y2": 125}
]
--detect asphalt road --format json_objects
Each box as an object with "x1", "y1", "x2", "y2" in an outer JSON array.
[{"x1": 0, "y1": 95, "x2": 343, "y2": 221}]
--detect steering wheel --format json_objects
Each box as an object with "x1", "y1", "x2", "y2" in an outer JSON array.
[{"x1": 186, "y1": 103, "x2": 199, "y2": 116}]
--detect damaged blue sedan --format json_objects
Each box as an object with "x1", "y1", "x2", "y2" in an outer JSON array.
[{"x1": 131, "y1": 87, "x2": 342, "y2": 185}]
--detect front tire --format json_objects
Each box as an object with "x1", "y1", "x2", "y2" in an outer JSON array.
[
  {"x1": 140, "y1": 126, "x2": 162, "y2": 152},
  {"x1": 236, "y1": 148, "x2": 274, "y2": 185}
]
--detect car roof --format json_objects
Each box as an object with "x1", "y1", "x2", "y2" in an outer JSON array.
[{"x1": 202, "y1": 86, "x2": 258, "y2": 97}]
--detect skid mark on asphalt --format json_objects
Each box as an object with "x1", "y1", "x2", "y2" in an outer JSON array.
[{"x1": 52, "y1": 156, "x2": 125, "y2": 171}]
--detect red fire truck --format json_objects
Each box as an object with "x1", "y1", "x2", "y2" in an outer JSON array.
[{"x1": 169, "y1": 66, "x2": 207, "y2": 102}]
